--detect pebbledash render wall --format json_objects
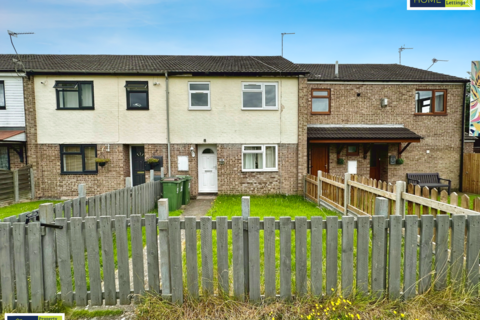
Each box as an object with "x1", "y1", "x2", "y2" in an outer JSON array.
[
  {"x1": 25, "y1": 75, "x2": 299, "y2": 198},
  {"x1": 298, "y1": 77, "x2": 465, "y2": 191}
]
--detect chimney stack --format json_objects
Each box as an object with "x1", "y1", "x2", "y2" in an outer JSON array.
[{"x1": 335, "y1": 61, "x2": 339, "y2": 78}]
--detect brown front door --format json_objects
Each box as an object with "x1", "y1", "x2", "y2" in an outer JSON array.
[
  {"x1": 370, "y1": 144, "x2": 388, "y2": 181},
  {"x1": 311, "y1": 144, "x2": 329, "y2": 175}
]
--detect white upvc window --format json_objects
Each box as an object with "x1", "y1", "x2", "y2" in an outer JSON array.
[
  {"x1": 189, "y1": 82, "x2": 210, "y2": 110},
  {"x1": 242, "y1": 82, "x2": 278, "y2": 110},
  {"x1": 242, "y1": 145, "x2": 278, "y2": 172}
]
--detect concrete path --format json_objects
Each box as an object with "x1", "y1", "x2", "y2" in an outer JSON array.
[{"x1": 180, "y1": 196, "x2": 216, "y2": 220}]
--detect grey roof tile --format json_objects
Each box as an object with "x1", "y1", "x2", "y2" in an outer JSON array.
[
  {"x1": 0, "y1": 54, "x2": 307, "y2": 75},
  {"x1": 301, "y1": 63, "x2": 467, "y2": 82},
  {"x1": 307, "y1": 126, "x2": 423, "y2": 140}
]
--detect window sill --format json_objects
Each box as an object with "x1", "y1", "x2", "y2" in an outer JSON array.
[
  {"x1": 311, "y1": 112, "x2": 331, "y2": 115},
  {"x1": 414, "y1": 113, "x2": 448, "y2": 116},
  {"x1": 127, "y1": 108, "x2": 149, "y2": 111},
  {"x1": 242, "y1": 169, "x2": 278, "y2": 173},
  {"x1": 189, "y1": 107, "x2": 211, "y2": 111},
  {"x1": 56, "y1": 108, "x2": 95, "y2": 111},
  {"x1": 61, "y1": 172, "x2": 98, "y2": 175},
  {"x1": 242, "y1": 108, "x2": 278, "y2": 111}
]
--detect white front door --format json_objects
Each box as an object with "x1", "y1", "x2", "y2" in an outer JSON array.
[{"x1": 198, "y1": 145, "x2": 218, "y2": 193}]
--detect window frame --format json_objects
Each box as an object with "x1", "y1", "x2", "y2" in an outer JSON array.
[
  {"x1": 311, "y1": 88, "x2": 331, "y2": 115},
  {"x1": 0, "y1": 146, "x2": 10, "y2": 170},
  {"x1": 60, "y1": 144, "x2": 98, "y2": 175},
  {"x1": 55, "y1": 81, "x2": 95, "y2": 110},
  {"x1": 241, "y1": 82, "x2": 278, "y2": 110},
  {"x1": 0, "y1": 81, "x2": 5, "y2": 110},
  {"x1": 346, "y1": 144, "x2": 359, "y2": 156},
  {"x1": 125, "y1": 81, "x2": 149, "y2": 110},
  {"x1": 414, "y1": 89, "x2": 447, "y2": 115},
  {"x1": 241, "y1": 144, "x2": 278, "y2": 172},
  {"x1": 188, "y1": 82, "x2": 211, "y2": 110}
]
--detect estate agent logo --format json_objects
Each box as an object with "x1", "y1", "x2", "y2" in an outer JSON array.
[
  {"x1": 5, "y1": 314, "x2": 64, "y2": 320},
  {"x1": 408, "y1": 0, "x2": 475, "y2": 9}
]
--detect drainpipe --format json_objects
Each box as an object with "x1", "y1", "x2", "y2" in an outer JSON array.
[
  {"x1": 460, "y1": 81, "x2": 467, "y2": 191},
  {"x1": 166, "y1": 71, "x2": 171, "y2": 177}
]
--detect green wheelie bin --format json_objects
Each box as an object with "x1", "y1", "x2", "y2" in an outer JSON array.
[
  {"x1": 160, "y1": 178, "x2": 182, "y2": 211},
  {"x1": 176, "y1": 175, "x2": 192, "y2": 205}
]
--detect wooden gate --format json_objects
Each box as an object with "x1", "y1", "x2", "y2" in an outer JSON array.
[{"x1": 463, "y1": 153, "x2": 480, "y2": 193}]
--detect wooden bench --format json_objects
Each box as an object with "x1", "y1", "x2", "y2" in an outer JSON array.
[{"x1": 406, "y1": 173, "x2": 451, "y2": 194}]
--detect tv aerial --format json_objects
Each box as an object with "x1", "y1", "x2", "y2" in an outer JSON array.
[
  {"x1": 7, "y1": 30, "x2": 35, "y2": 75},
  {"x1": 398, "y1": 45, "x2": 413, "y2": 65},
  {"x1": 427, "y1": 58, "x2": 448, "y2": 71}
]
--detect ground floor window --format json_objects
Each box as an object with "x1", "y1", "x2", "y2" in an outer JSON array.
[
  {"x1": 0, "y1": 146, "x2": 9, "y2": 170},
  {"x1": 242, "y1": 145, "x2": 277, "y2": 171},
  {"x1": 60, "y1": 145, "x2": 97, "y2": 174}
]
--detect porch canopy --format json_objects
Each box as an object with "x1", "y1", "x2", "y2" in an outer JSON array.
[
  {"x1": 0, "y1": 130, "x2": 26, "y2": 143},
  {"x1": 308, "y1": 125, "x2": 422, "y2": 143}
]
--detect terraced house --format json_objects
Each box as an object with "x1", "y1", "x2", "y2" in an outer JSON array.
[
  {"x1": 0, "y1": 55, "x2": 469, "y2": 199},
  {"x1": 0, "y1": 55, "x2": 306, "y2": 198},
  {"x1": 297, "y1": 63, "x2": 469, "y2": 191}
]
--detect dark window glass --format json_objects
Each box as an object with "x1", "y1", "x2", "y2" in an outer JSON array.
[
  {"x1": 0, "y1": 146, "x2": 9, "y2": 169},
  {"x1": 0, "y1": 81, "x2": 5, "y2": 109},
  {"x1": 126, "y1": 81, "x2": 149, "y2": 110}
]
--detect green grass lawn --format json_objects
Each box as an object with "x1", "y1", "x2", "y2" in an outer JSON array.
[
  {"x1": 0, "y1": 200, "x2": 63, "y2": 220},
  {"x1": 186, "y1": 195, "x2": 343, "y2": 296}
]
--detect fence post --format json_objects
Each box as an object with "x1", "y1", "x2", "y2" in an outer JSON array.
[
  {"x1": 39, "y1": 203, "x2": 57, "y2": 306},
  {"x1": 395, "y1": 181, "x2": 406, "y2": 218},
  {"x1": 161, "y1": 167, "x2": 165, "y2": 178},
  {"x1": 374, "y1": 197, "x2": 388, "y2": 294},
  {"x1": 78, "y1": 184, "x2": 86, "y2": 198},
  {"x1": 242, "y1": 196, "x2": 250, "y2": 294},
  {"x1": 158, "y1": 198, "x2": 171, "y2": 298},
  {"x1": 344, "y1": 173, "x2": 351, "y2": 216},
  {"x1": 125, "y1": 177, "x2": 132, "y2": 188},
  {"x1": 317, "y1": 170, "x2": 322, "y2": 205},
  {"x1": 150, "y1": 169, "x2": 155, "y2": 182},
  {"x1": 30, "y1": 167, "x2": 35, "y2": 199},
  {"x1": 303, "y1": 175, "x2": 306, "y2": 200},
  {"x1": 13, "y1": 169, "x2": 19, "y2": 202}
]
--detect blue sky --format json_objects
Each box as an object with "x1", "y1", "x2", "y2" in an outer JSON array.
[{"x1": 0, "y1": 0, "x2": 477, "y2": 77}]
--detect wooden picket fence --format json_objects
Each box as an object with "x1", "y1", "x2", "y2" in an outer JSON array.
[
  {"x1": 1, "y1": 180, "x2": 162, "y2": 224},
  {"x1": 305, "y1": 171, "x2": 480, "y2": 217},
  {"x1": 3, "y1": 196, "x2": 480, "y2": 311}
]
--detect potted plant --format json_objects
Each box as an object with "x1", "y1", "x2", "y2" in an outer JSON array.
[
  {"x1": 337, "y1": 158, "x2": 345, "y2": 165},
  {"x1": 95, "y1": 158, "x2": 110, "y2": 167},
  {"x1": 396, "y1": 158, "x2": 404, "y2": 165},
  {"x1": 146, "y1": 158, "x2": 159, "y2": 170}
]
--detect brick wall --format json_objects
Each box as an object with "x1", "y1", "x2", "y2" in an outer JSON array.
[
  {"x1": 217, "y1": 143, "x2": 297, "y2": 195},
  {"x1": 8, "y1": 146, "x2": 27, "y2": 170},
  {"x1": 298, "y1": 78, "x2": 465, "y2": 191}
]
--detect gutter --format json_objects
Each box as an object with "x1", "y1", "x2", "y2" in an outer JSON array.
[
  {"x1": 460, "y1": 82, "x2": 467, "y2": 191},
  {"x1": 166, "y1": 71, "x2": 171, "y2": 177}
]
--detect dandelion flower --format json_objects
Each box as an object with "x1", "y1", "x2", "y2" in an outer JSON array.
[
  {"x1": 394, "y1": 311, "x2": 397, "y2": 315},
  {"x1": 357, "y1": 314, "x2": 361, "y2": 319},
  {"x1": 401, "y1": 314, "x2": 405, "y2": 318}
]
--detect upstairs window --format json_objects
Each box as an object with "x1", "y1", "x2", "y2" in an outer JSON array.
[
  {"x1": 0, "y1": 146, "x2": 9, "y2": 170},
  {"x1": 242, "y1": 145, "x2": 278, "y2": 171},
  {"x1": 54, "y1": 81, "x2": 94, "y2": 110},
  {"x1": 311, "y1": 89, "x2": 331, "y2": 114},
  {"x1": 125, "y1": 81, "x2": 149, "y2": 110},
  {"x1": 242, "y1": 83, "x2": 278, "y2": 110},
  {"x1": 61, "y1": 145, "x2": 97, "y2": 174},
  {"x1": 0, "y1": 81, "x2": 5, "y2": 109},
  {"x1": 415, "y1": 90, "x2": 447, "y2": 115},
  {"x1": 189, "y1": 82, "x2": 210, "y2": 110}
]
